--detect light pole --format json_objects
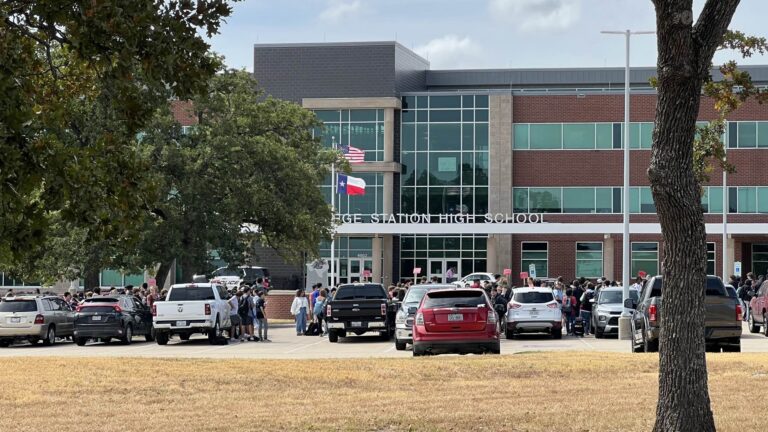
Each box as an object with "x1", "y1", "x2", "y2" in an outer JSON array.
[
  {"x1": 723, "y1": 154, "x2": 728, "y2": 282},
  {"x1": 601, "y1": 29, "x2": 655, "y2": 340}
]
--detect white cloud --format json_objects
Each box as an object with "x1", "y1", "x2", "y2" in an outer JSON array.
[
  {"x1": 489, "y1": 0, "x2": 581, "y2": 31},
  {"x1": 319, "y1": 0, "x2": 362, "y2": 22},
  {"x1": 414, "y1": 35, "x2": 484, "y2": 69}
]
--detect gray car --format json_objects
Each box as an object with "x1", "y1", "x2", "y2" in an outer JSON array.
[
  {"x1": 0, "y1": 296, "x2": 75, "y2": 346},
  {"x1": 591, "y1": 288, "x2": 639, "y2": 338},
  {"x1": 394, "y1": 284, "x2": 454, "y2": 350}
]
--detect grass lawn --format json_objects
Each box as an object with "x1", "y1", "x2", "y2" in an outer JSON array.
[{"x1": 0, "y1": 353, "x2": 766, "y2": 431}]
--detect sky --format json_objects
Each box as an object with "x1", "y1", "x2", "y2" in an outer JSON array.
[{"x1": 208, "y1": 0, "x2": 768, "y2": 71}]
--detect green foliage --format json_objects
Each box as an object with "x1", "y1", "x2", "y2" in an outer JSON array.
[{"x1": 0, "y1": 1, "x2": 238, "y2": 269}]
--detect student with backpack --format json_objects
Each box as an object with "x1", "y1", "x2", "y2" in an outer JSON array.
[
  {"x1": 313, "y1": 289, "x2": 328, "y2": 337},
  {"x1": 562, "y1": 289, "x2": 576, "y2": 335}
]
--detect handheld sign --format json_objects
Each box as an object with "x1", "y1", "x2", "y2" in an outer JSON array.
[
  {"x1": 148, "y1": 278, "x2": 157, "y2": 286},
  {"x1": 734, "y1": 261, "x2": 742, "y2": 277},
  {"x1": 363, "y1": 270, "x2": 371, "y2": 278},
  {"x1": 413, "y1": 267, "x2": 422, "y2": 275},
  {"x1": 519, "y1": 272, "x2": 528, "y2": 280},
  {"x1": 529, "y1": 264, "x2": 536, "y2": 279},
  {"x1": 503, "y1": 268, "x2": 512, "y2": 276}
]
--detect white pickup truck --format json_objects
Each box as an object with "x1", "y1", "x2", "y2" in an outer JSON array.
[{"x1": 152, "y1": 283, "x2": 231, "y2": 345}]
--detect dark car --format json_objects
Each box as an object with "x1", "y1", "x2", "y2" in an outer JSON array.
[
  {"x1": 325, "y1": 283, "x2": 397, "y2": 343},
  {"x1": 74, "y1": 296, "x2": 154, "y2": 345}
]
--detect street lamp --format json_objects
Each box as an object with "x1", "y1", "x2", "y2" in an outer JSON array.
[{"x1": 601, "y1": 29, "x2": 655, "y2": 341}]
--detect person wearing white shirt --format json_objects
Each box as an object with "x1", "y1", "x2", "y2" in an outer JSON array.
[
  {"x1": 227, "y1": 291, "x2": 242, "y2": 341},
  {"x1": 290, "y1": 289, "x2": 310, "y2": 336}
]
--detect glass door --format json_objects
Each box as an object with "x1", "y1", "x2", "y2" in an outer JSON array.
[
  {"x1": 349, "y1": 259, "x2": 362, "y2": 283},
  {"x1": 445, "y1": 260, "x2": 460, "y2": 283},
  {"x1": 428, "y1": 260, "x2": 445, "y2": 283}
]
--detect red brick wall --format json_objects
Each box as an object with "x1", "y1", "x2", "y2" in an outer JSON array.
[
  {"x1": 264, "y1": 291, "x2": 297, "y2": 320},
  {"x1": 170, "y1": 100, "x2": 197, "y2": 126}
]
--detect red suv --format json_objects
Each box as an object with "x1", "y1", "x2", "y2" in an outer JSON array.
[{"x1": 412, "y1": 288, "x2": 500, "y2": 356}]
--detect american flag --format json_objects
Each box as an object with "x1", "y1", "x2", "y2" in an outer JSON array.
[{"x1": 341, "y1": 145, "x2": 365, "y2": 163}]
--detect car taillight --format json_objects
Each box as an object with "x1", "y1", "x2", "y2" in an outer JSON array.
[
  {"x1": 151, "y1": 304, "x2": 157, "y2": 316},
  {"x1": 34, "y1": 314, "x2": 44, "y2": 324},
  {"x1": 736, "y1": 304, "x2": 743, "y2": 321},
  {"x1": 547, "y1": 302, "x2": 559, "y2": 309},
  {"x1": 113, "y1": 305, "x2": 122, "y2": 313},
  {"x1": 75, "y1": 305, "x2": 83, "y2": 313},
  {"x1": 415, "y1": 313, "x2": 424, "y2": 325},
  {"x1": 326, "y1": 305, "x2": 332, "y2": 317},
  {"x1": 381, "y1": 304, "x2": 387, "y2": 316},
  {"x1": 649, "y1": 304, "x2": 657, "y2": 322},
  {"x1": 487, "y1": 309, "x2": 497, "y2": 324},
  {"x1": 205, "y1": 303, "x2": 211, "y2": 315},
  {"x1": 509, "y1": 303, "x2": 522, "y2": 309}
]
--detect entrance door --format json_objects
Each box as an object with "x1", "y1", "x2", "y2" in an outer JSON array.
[
  {"x1": 349, "y1": 259, "x2": 362, "y2": 283},
  {"x1": 445, "y1": 260, "x2": 460, "y2": 283},
  {"x1": 428, "y1": 260, "x2": 461, "y2": 284}
]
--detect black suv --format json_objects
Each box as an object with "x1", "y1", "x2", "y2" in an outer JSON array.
[{"x1": 74, "y1": 296, "x2": 154, "y2": 345}]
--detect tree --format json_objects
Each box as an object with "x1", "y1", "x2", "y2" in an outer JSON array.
[
  {"x1": 136, "y1": 70, "x2": 342, "y2": 286},
  {"x1": 649, "y1": 1, "x2": 768, "y2": 430},
  {"x1": 0, "y1": 1, "x2": 238, "y2": 269}
]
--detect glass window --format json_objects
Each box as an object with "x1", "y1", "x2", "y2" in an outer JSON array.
[
  {"x1": 738, "y1": 187, "x2": 757, "y2": 213},
  {"x1": 430, "y1": 110, "x2": 461, "y2": 122},
  {"x1": 417, "y1": 96, "x2": 428, "y2": 109},
  {"x1": 596, "y1": 188, "x2": 613, "y2": 213},
  {"x1": 461, "y1": 124, "x2": 474, "y2": 151},
  {"x1": 640, "y1": 187, "x2": 656, "y2": 213},
  {"x1": 401, "y1": 124, "x2": 415, "y2": 152},
  {"x1": 529, "y1": 188, "x2": 561, "y2": 213},
  {"x1": 738, "y1": 122, "x2": 757, "y2": 148},
  {"x1": 402, "y1": 110, "x2": 415, "y2": 123},
  {"x1": 640, "y1": 123, "x2": 654, "y2": 149},
  {"x1": 530, "y1": 124, "x2": 562, "y2": 149},
  {"x1": 462, "y1": 109, "x2": 474, "y2": 122},
  {"x1": 631, "y1": 243, "x2": 659, "y2": 278},
  {"x1": 475, "y1": 153, "x2": 489, "y2": 185},
  {"x1": 753, "y1": 244, "x2": 768, "y2": 276},
  {"x1": 315, "y1": 110, "x2": 340, "y2": 123},
  {"x1": 461, "y1": 152, "x2": 474, "y2": 185},
  {"x1": 628, "y1": 123, "x2": 641, "y2": 149},
  {"x1": 462, "y1": 95, "x2": 474, "y2": 108},
  {"x1": 728, "y1": 122, "x2": 738, "y2": 148},
  {"x1": 563, "y1": 188, "x2": 595, "y2": 213},
  {"x1": 563, "y1": 123, "x2": 595, "y2": 149},
  {"x1": 429, "y1": 124, "x2": 461, "y2": 151},
  {"x1": 709, "y1": 187, "x2": 723, "y2": 214},
  {"x1": 350, "y1": 109, "x2": 377, "y2": 122},
  {"x1": 401, "y1": 152, "x2": 415, "y2": 186},
  {"x1": 475, "y1": 187, "x2": 488, "y2": 214},
  {"x1": 402, "y1": 96, "x2": 415, "y2": 110},
  {"x1": 428, "y1": 187, "x2": 462, "y2": 214},
  {"x1": 475, "y1": 123, "x2": 488, "y2": 150},
  {"x1": 576, "y1": 242, "x2": 603, "y2": 278},
  {"x1": 475, "y1": 110, "x2": 488, "y2": 122},
  {"x1": 522, "y1": 242, "x2": 548, "y2": 278},
  {"x1": 758, "y1": 122, "x2": 768, "y2": 147},
  {"x1": 759, "y1": 188, "x2": 768, "y2": 214},
  {"x1": 101, "y1": 270, "x2": 122, "y2": 287},
  {"x1": 429, "y1": 152, "x2": 461, "y2": 185},
  {"x1": 475, "y1": 95, "x2": 489, "y2": 108},
  {"x1": 513, "y1": 188, "x2": 529, "y2": 213},
  {"x1": 415, "y1": 152, "x2": 428, "y2": 185},
  {"x1": 707, "y1": 243, "x2": 716, "y2": 276},
  {"x1": 596, "y1": 124, "x2": 613, "y2": 149},
  {"x1": 514, "y1": 124, "x2": 529, "y2": 149},
  {"x1": 629, "y1": 188, "x2": 640, "y2": 213},
  {"x1": 430, "y1": 95, "x2": 461, "y2": 109}
]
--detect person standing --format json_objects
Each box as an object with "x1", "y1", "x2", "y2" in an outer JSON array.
[
  {"x1": 313, "y1": 289, "x2": 328, "y2": 337},
  {"x1": 446, "y1": 267, "x2": 455, "y2": 283},
  {"x1": 227, "y1": 291, "x2": 242, "y2": 342},
  {"x1": 254, "y1": 290, "x2": 270, "y2": 342},
  {"x1": 579, "y1": 283, "x2": 596, "y2": 336},
  {"x1": 146, "y1": 286, "x2": 159, "y2": 309},
  {"x1": 310, "y1": 284, "x2": 321, "y2": 310},
  {"x1": 239, "y1": 287, "x2": 255, "y2": 341},
  {"x1": 562, "y1": 289, "x2": 576, "y2": 335},
  {"x1": 290, "y1": 290, "x2": 310, "y2": 336}
]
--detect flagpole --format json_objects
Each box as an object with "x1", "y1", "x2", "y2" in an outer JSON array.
[{"x1": 330, "y1": 135, "x2": 337, "y2": 289}]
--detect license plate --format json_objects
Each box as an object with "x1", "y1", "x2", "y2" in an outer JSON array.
[
  {"x1": 10, "y1": 317, "x2": 20, "y2": 323},
  {"x1": 448, "y1": 314, "x2": 464, "y2": 322},
  {"x1": 176, "y1": 321, "x2": 187, "y2": 327},
  {"x1": 530, "y1": 312, "x2": 539, "y2": 317},
  {"x1": 91, "y1": 316, "x2": 102, "y2": 321},
  {"x1": 368, "y1": 322, "x2": 384, "y2": 328},
  {"x1": 351, "y1": 321, "x2": 362, "y2": 327}
]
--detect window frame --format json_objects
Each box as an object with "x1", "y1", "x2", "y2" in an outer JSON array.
[
  {"x1": 521, "y1": 241, "x2": 549, "y2": 278},
  {"x1": 575, "y1": 242, "x2": 604, "y2": 278},
  {"x1": 630, "y1": 242, "x2": 660, "y2": 278}
]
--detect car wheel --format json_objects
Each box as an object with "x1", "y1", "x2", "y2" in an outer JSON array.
[
  {"x1": 208, "y1": 317, "x2": 222, "y2": 345},
  {"x1": 595, "y1": 328, "x2": 604, "y2": 339},
  {"x1": 328, "y1": 331, "x2": 339, "y2": 343},
  {"x1": 490, "y1": 342, "x2": 501, "y2": 355},
  {"x1": 156, "y1": 331, "x2": 169, "y2": 345},
  {"x1": 379, "y1": 331, "x2": 391, "y2": 341},
  {"x1": 0, "y1": 340, "x2": 9, "y2": 348},
  {"x1": 505, "y1": 328, "x2": 514, "y2": 340},
  {"x1": 749, "y1": 314, "x2": 760, "y2": 333},
  {"x1": 395, "y1": 339, "x2": 407, "y2": 351},
  {"x1": 145, "y1": 328, "x2": 155, "y2": 342},
  {"x1": 121, "y1": 325, "x2": 133, "y2": 345},
  {"x1": 179, "y1": 333, "x2": 191, "y2": 341},
  {"x1": 643, "y1": 327, "x2": 658, "y2": 353},
  {"x1": 42, "y1": 326, "x2": 56, "y2": 346},
  {"x1": 763, "y1": 313, "x2": 768, "y2": 337},
  {"x1": 28, "y1": 337, "x2": 39, "y2": 345},
  {"x1": 723, "y1": 340, "x2": 741, "y2": 353},
  {"x1": 75, "y1": 337, "x2": 87, "y2": 346},
  {"x1": 551, "y1": 328, "x2": 562, "y2": 339},
  {"x1": 413, "y1": 345, "x2": 425, "y2": 357}
]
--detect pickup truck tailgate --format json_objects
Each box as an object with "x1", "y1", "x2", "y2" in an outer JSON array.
[
  {"x1": 329, "y1": 300, "x2": 386, "y2": 320},
  {"x1": 705, "y1": 296, "x2": 739, "y2": 328},
  {"x1": 154, "y1": 301, "x2": 210, "y2": 321}
]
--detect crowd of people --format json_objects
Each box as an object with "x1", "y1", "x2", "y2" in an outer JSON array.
[
  {"x1": 226, "y1": 283, "x2": 271, "y2": 343},
  {"x1": 733, "y1": 272, "x2": 766, "y2": 322}
]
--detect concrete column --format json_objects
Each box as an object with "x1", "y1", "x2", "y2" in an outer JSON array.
[
  {"x1": 383, "y1": 172, "x2": 394, "y2": 215},
  {"x1": 384, "y1": 108, "x2": 395, "y2": 162},
  {"x1": 603, "y1": 235, "x2": 615, "y2": 280},
  {"x1": 382, "y1": 235, "x2": 394, "y2": 286},
  {"x1": 489, "y1": 93, "x2": 513, "y2": 272},
  {"x1": 372, "y1": 236, "x2": 383, "y2": 283},
  {"x1": 487, "y1": 236, "x2": 498, "y2": 274},
  {"x1": 726, "y1": 236, "x2": 735, "y2": 278}
]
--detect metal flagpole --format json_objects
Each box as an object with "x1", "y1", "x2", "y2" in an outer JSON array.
[
  {"x1": 723, "y1": 153, "x2": 728, "y2": 281},
  {"x1": 601, "y1": 29, "x2": 655, "y2": 341},
  {"x1": 330, "y1": 135, "x2": 337, "y2": 288}
]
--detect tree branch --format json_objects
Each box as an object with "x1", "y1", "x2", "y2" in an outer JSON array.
[{"x1": 693, "y1": 0, "x2": 741, "y2": 70}]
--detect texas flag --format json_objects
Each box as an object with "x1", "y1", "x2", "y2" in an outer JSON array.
[{"x1": 337, "y1": 174, "x2": 366, "y2": 195}]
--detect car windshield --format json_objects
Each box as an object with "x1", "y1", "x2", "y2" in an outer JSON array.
[
  {"x1": 79, "y1": 305, "x2": 117, "y2": 313},
  {"x1": 0, "y1": 300, "x2": 37, "y2": 312},
  {"x1": 423, "y1": 291, "x2": 487, "y2": 308},
  {"x1": 334, "y1": 285, "x2": 386, "y2": 300},
  {"x1": 403, "y1": 287, "x2": 432, "y2": 305},
  {"x1": 513, "y1": 291, "x2": 554, "y2": 304},
  {"x1": 243, "y1": 268, "x2": 267, "y2": 279},
  {"x1": 598, "y1": 291, "x2": 639, "y2": 304},
  {"x1": 214, "y1": 268, "x2": 239, "y2": 277},
  {"x1": 168, "y1": 287, "x2": 216, "y2": 301}
]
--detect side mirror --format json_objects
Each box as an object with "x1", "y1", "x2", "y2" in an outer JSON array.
[
  {"x1": 408, "y1": 306, "x2": 418, "y2": 314},
  {"x1": 589, "y1": 298, "x2": 596, "y2": 304},
  {"x1": 624, "y1": 298, "x2": 636, "y2": 310}
]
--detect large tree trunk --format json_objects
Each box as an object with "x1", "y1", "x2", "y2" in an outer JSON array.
[
  {"x1": 650, "y1": 1, "x2": 739, "y2": 431},
  {"x1": 83, "y1": 268, "x2": 100, "y2": 291},
  {"x1": 154, "y1": 262, "x2": 172, "y2": 289}
]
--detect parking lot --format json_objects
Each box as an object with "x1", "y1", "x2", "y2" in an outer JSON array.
[{"x1": 0, "y1": 322, "x2": 765, "y2": 359}]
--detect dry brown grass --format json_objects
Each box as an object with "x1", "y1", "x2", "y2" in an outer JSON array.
[{"x1": 0, "y1": 353, "x2": 766, "y2": 431}]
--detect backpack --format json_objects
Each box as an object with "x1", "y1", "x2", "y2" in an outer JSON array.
[
  {"x1": 562, "y1": 296, "x2": 572, "y2": 313},
  {"x1": 238, "y1": 296, "x2": 251, "y2": 315}
]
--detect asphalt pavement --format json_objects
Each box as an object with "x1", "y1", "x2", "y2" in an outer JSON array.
[{"x1": 0, "y1": 322, "x2": 765, "y2": 359}]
